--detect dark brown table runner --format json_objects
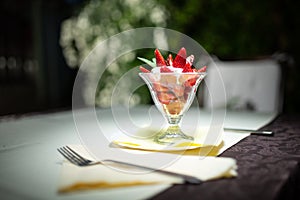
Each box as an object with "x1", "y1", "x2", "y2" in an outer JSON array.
[{"x1": 152, "y1": 114, "x2": 300, "y2": 200}]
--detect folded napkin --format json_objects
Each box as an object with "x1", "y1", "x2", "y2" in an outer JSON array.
[
  {"x1": 112, "y1": 126, "x2": 223, "y2": 152},
  {"x1": 111, "y1": 127, "x2": 250, "y2": 156},
  {"x1": 58, "y1": 145, "x2": 237, "y2": 193}
]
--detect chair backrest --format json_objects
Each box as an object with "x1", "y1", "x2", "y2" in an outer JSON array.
[{"x1": 203, "y1": 58, "x2": 283, "y2": 113}]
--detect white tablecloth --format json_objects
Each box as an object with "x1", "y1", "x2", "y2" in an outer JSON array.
[{"x1": 0, "y1": 106, "x2": 277, "y2": 200}]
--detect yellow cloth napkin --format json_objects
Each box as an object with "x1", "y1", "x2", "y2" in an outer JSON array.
[
  {"x1": 111, "y1": 126, "x2": 250, "y2": 156},
  {"x1": 58, "y1": 145, "x2": 237, "y2": 193}
]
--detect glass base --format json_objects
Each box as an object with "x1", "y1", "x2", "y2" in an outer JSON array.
[{"x1": 153, "y1": 125, "x2": 194, "y2": 144}]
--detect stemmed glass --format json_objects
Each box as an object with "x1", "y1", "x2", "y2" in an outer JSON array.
[{"x1": 139, "y1": 72, "x2": 206, "y2": 144}]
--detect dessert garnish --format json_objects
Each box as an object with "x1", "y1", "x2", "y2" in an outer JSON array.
[{"x1": 138, "y1": 47, "x2": 207, "y2": 74}]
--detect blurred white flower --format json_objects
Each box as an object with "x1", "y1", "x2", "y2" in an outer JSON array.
[{"x1": 60, "y1": 0, "x2": 169, "y2": 107}]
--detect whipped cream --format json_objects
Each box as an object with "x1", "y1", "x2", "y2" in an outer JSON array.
[{"x1": 151, "y1": 66, "x2": 184, "y2": 73}]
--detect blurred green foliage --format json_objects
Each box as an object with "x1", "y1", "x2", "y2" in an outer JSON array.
[
  {"x1": 62, "y1": 0, "x2": 300, "y2": 112},
  {"x1": 160, "y1": 0, "x2": 300, "y2": 113},
  {"x1": 161, "y1": 0, "x2": 295, "y2": 58}
]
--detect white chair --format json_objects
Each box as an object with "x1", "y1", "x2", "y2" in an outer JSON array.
[{"x1": 203, "y1": 57, "x2": 284, "y2": 113}]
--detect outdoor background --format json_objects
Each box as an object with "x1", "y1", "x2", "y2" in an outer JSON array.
[{"x1": 1, "y1": 0, "x2": 299, "y2": 115}]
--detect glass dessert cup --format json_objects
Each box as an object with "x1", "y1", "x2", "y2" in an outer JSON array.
[{"x1": 139, "y1": 72, "x2": 206, "y2": 144}]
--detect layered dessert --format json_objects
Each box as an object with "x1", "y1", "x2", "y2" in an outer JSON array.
[{"x1": 139, "y1": 48, "x2": 206, "y2": 116}]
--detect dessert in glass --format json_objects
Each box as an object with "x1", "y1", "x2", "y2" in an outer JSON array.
[{"x1": 138, "y1": 48, "x2": 206, "y2": 144}]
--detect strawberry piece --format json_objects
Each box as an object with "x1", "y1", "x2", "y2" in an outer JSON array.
[
  {"x1": 153, "y1": 83, "x2": 169, "y2": 92},
  {"x1": 157, "y1": 92, "x2": 171, "y2": 104},
  {"x1": 197, "y1": 66, "x2": 207, "y2": 72},
  {"x1": 182, "y1": 67, "x2": 193, "y2": 72},
  {"x1": 184, "y1": 87, "x2": 193, "y2": 100},
  {"x1": 184, "y1": 74, "x2": 200, "y2": 87},
  {"x1": 154, "y1": 49, "x2": 166, "y2": 67},
  {"x1": 182, "y1": 55, "x2": 194, "y2": 72},
  {"x1": 184, "y1": 79, "x2": 196, "y2": 87},
  {"x1": 160, "y1": 66, "x2": 172, "y2": 72},
  {"x1": 173, "y1": 47, "x2": 187, "y2": 68},
  {"x1": 139, "y1": 66, "x2": 150, "y2": 73},
  {"x1": 160, "y1": 92, "x2": 177, "y2": 101},
  {"x1": 166, "y1": 54, "x2": 173, "y2": 66},
  {"x1": 166, "y1": 92, "x2": 177, "y2": 101}
]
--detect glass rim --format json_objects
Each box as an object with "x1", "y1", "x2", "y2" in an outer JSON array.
[{"x1": 138, "y1": 72, "x2": 207, "y2": 75}]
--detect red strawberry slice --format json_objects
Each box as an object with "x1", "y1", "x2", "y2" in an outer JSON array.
[
  {"x1": 158, "y1": 92, "x2": 178, "y2": 103},
  {"x1": 153, "y1": 82, "x2": 169, "y2": 92},
  {"x1": 184, "y1": 86, "x2": 193, "y2": 100},
  {"x1": 184, "y1": 74, "x2": 200, "y2": 87},
  {"x1": 139, "y1": 66, "x2": 150, "y2": 73},
  {"x1": 173, "y1": 47, "x2": 187, "y2": 68},
  {"x1": 182, "y1": 55, "x2": 194, "y2": 72},
  {"x1": 160, "y1": 66, "x2": 172, "y2": 72},
  {"x1": 154, "y1": 49, "x2": 166, "y2": 67},
  {"x1": 182, "y1": 66, "x2": 193, "y2": 72},
  {"x1": 184, "y1": 79, "x2": 196, "y2": 87},
  {"x1": 197, "y1": 66, "x2": 207, "y2": 72},
  {"x1": 157, "y1": 92, "x2": 171, "y2": 104}
]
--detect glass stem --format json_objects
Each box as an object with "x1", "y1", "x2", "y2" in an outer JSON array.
[
  {"x1": 166, "y1": 115, "x2": 182, "y2": 134},
  {"x1": 167, "y1": 115, "x2": 182, "y2": 125},
  {"x1": 153, "y1": 115, "x2": 193, "y2": 144}
]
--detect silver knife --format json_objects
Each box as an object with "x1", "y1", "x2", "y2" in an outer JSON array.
[{"x1": 224, "y1": 128, "x2": 274, "y2": 136}]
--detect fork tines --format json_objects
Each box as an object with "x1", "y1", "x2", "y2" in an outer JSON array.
[
  {"x1": 57, "y1": 146, "x2": 203, "y2": 184},
  {"x1": 57, "y1": 146, "x2": 91, "y2": 166}
]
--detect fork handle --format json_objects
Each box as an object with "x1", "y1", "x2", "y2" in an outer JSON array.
[{"x1": 103, "y1": 159, "x2": 202, "y2": 184}]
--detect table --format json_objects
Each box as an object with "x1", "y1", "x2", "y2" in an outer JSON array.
[
  {"x1": 0, "y1": 107, "x2": 299, "y2": 200},
  {"x1": 152, "y1": 114, "x2": 300, "y2": 200}
]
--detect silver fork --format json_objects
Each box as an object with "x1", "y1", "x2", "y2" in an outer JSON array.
[{"x1": 57, "y1": 146, "x2": 202, "y2": 185}]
